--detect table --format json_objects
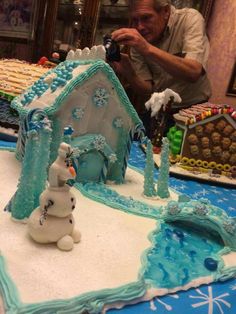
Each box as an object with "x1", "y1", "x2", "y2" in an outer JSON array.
[{"x1": 1, "y1": 140, "x2": 236, "y2": 314}]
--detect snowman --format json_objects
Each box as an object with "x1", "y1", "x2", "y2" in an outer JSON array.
[{"x1": 28, "y1": 142, "x2": 81, "y2": 251}]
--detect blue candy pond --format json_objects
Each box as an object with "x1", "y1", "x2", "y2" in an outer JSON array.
[
  {"x1": 77, "y1": 181, "x2": 225, "y2": 289},
  {"x1": 142, "y1": 222, "x2": 223, "y2": 288}
]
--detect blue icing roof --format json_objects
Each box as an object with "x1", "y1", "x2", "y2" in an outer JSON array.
[{"x1": 11, "y1": 60, "x2": 143, "y2": 129}]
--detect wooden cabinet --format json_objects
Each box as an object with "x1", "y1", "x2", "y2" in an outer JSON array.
[
  {"x1": 0, "y1": 0, "x2": 215, "y2": 62},
  {"x1": 93, "y1": 0, "x2": 129, "y2": 45}
]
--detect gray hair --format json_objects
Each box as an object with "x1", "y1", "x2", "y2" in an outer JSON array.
[{"x1": 127, "y1": 0, "x2": 171, "y2": 11}]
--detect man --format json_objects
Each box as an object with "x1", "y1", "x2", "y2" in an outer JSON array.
[{"x1": 111, "y1": 0, "x2": 211, "y2": 136}]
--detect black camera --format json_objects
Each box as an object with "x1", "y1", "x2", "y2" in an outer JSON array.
[{"x1": 103, "y1": 34, "x2": 121, "y2": 62}]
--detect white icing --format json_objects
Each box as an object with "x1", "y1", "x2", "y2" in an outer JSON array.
[
  {"x1": 66, "y1": 45, "x2": 106, "y2": 61},
  {"x1": 145, "y1": 89, "x2": 182, "y2": 117},
  {"x1": 0, "y1": 150, "x2": 156, "y2": 304},
  {"x1": 102, "y1": 276, "x2": 214, "y2": 313},
  {"x1": 27, "y1": 143, "x2": 80, "y2": 251}
]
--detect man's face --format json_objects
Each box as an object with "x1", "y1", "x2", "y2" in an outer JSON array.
[{"x1": 130, "y1": 0, "x2": 169, "y2": 44}]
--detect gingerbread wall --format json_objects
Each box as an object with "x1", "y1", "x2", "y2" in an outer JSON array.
[{"x1": 207, "y1": 0, "x2": 236, "y2": 108}]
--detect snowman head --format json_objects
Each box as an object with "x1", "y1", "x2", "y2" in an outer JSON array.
[{"x1": 49, "y1": 142, "x2": 76, "y2": 187}]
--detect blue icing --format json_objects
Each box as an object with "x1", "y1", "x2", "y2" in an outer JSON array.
[
  {"x1": 21, "y1": 78, "x2": 49, "y2": 106},
  {"x1": 189, "y1": 250, "x2": 197, "y2": 262},
  {"x1": 182, "y1": 268, "x2": 189, "y2": 285},
  {"x1": 142, "y1": 222, "x2": 223, "y2": 289},
  {"x1": 48, "y1": 63, "x2": 75, "y2": 92},
  {"x1": 74, "y1": 181, "x2": 165, "y2": 219}
]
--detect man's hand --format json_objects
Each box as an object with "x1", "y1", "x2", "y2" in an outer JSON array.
[
  {"x1": 110, "y1": 53, "x2": 152, "y2": 95},
  {"x1": 110, "y1": 53, "x2": 136, "y2": 79},
  {"x1": 112, "y1": 28, "x2": 203, "y2": 82},
  {"x1": 111, "y1": 28, "x2": 150, "y2": 56}
]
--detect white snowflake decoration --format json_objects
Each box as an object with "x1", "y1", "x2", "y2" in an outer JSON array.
[
  {"x1": 109, "y1": 154, "x2": 117, "y2": 163},
  {"x1": 190, "y1": 287, "x2": 231, "y2": 314},
  {"x1": 93, "y1": 135, "x2": 106, "y2": 151},
  {"x1": 73, "y1": 147, "x2": 82, "y2": 156},
  {"x1": 194, "y1": 203, "x2": 208, "y2": 216},
  {"x1": 72, "y1": 107, "x2": 85, "y2": 120},
  {"x1": 167, "y1": 201, "x2": 181, "y2": 215},
  {"x1": 93, "y1": 87, "x2": 109, "y2": 107},
  {"x1": 150, "y1": 295, "x2": 179, "y2": 312},
  {"x1": 113, "y1": 117, "x2": 124, "y2": 129},
  {"x1": 223, "y1": 220, "x2": 236, "y2": 235}
]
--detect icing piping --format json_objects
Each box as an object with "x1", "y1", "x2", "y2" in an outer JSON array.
[
  {"x1": 1, "y1": 163, "x2": 236, "y2": 312},
  {"x1": 11, "y1": 60, "x2": 142, "y2": 128}
]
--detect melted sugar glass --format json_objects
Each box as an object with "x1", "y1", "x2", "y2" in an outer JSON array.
[{"x1": 143, "y1": 221, "x2": 223, "y2": 288}]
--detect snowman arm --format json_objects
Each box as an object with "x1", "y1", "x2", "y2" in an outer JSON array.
[{"x1": 39, "y1": 200, "x2": 54, "y2": 225}]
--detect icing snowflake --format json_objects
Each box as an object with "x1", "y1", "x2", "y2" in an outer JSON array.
[
  {"x1": 113, "y1": 117, "x2": 124, "y2": 129},
  {"x1": 167, "y1": 201, "x2": 181, "y2": 215},
  {"x1": 73, "y1": 147, "x2": 82, "y2": 156},
  {"x1": 109, "y1": 153, "x2": 117, "y2": 163},
  {"x1": 223, "y1": 220, "x2": 236, "y2": 235},
  {"x1": 194, "y1": 203, "x2": 208, "y2": 216},
  {"x1": 190, "y1": 287, "x2": 231, "y2": 314},
  {"x1": 199, "y1": 198, "x2": 210, "y2": 205},
  {"x1": 150, "y1": 294, "x2": 179, "y2": 312},
  {"x1": 93, "y1": 135, "x2": 106, "y2": 151},
  {"x1": 72, "y1": 107, "x2": 84, "y2": 120},
  {"x1": 93, "y1": 87, "x2": 109, "y2": 107}
]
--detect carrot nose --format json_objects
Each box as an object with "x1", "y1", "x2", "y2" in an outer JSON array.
[{"x1": 69, "y1": 166, "x2": 76, "y2": 178}]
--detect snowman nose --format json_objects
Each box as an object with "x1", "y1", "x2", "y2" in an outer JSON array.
[{"x1": 69, "y1": 166, "x2": 76, "y2": 177}]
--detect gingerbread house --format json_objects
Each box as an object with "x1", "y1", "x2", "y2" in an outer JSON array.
[
  {"x1": 11, "y1": 59, "x2": 144, "y2": 183},
  {"x1": 168, "y1": 103, "x2": 236, "y2": 176}
]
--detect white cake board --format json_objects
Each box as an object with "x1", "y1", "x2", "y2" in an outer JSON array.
[{"x1": 0, "y1": 150, "x2": 176, "y2": 311}]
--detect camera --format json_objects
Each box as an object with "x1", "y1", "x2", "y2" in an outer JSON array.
[{"x1": 103, "y1": 34, "x2": 121, "y2": 62}]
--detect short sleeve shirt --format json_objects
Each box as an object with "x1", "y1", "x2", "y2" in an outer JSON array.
[{"x1": 130, "y1": 6, "x2": 212, "y2": 107}]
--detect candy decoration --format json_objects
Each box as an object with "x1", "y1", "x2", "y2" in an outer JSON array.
[{"x1": 204, "y1": 258, "x2": 218, "y2": 271}]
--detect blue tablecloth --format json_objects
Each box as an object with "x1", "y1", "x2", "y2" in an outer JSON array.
[{"x1": 1, "y1": 140, "x2": 236, "y2": 314}]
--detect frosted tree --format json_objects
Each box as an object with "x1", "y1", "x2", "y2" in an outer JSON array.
[
  {"x1": 33, "y1": 125, "x2": 52, "y2": 206},
  {"x1": 109, "y1": 128, "x2": 128, "y2": 183},
  {"x1": 156, "y1": 137, "x2": 170, "y2": 198},
  {"x1": 50, "y1": 117, "x2": 63, "y2": 164},
  {"x1": 11, "y1": 130, "x2": 39, "y2": 219},
  {"x1": 143, "y1": 140, "x2": 156, "y2": 197}
]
